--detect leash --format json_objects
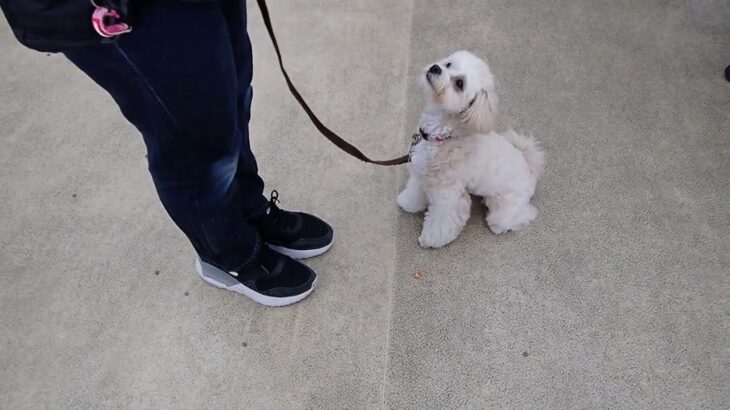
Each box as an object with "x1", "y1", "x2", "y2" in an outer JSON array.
[{"x1": 255, "y1": 0, "x2": 410, "y2": 166}]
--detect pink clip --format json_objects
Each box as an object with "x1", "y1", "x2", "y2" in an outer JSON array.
[{"x1": 91, "y1": 6, "x2": 132, "y2": 38}]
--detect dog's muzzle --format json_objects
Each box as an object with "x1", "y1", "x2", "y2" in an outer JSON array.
[{"x1": 426, "y1": 64, "x2": 442, "y2": 87}]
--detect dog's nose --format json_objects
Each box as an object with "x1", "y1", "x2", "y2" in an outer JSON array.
[{"x1": 428, "y1": 64, "x2": 442, "y2": 75}]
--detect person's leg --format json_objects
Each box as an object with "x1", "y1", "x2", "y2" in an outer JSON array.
[
  {"x1": 220, "y1": 0, "x2": 335, "y2": 259},
  {"x1": 64, "y1": 1, "x2": 262, "y2": 271},
  {"x1": 65, "y1": 1, "x2": 319, "y2": 306},
  {"x1": 63, "y1": 0, "x2": 333, "y2": 306},
  {"x1": 220, "y1": 0, "x2": 268, "y2": 217}
]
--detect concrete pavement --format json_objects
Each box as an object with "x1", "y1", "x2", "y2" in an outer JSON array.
[{"x1": 1, "y1": 0, "x2": 728, "y2": 408}]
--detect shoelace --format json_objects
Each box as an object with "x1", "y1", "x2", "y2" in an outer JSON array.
[
  {"x1": 266, "y1": 190, "x2": 299, "y2": 232},
  {"x1": 266, "y1": 190, "x2": 282, "y2": 222}
]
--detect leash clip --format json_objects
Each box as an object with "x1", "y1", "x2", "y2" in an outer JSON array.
[
  {"x1": 408, "y1": 130, "x2": 423, "y2": 158},
  {"x1": 91, "y1": 2, "x2": 132, "y2": 38}
]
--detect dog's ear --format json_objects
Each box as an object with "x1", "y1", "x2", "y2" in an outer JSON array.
[{"x1": 460, "y1": 89, "x2": 498, "y2": 133}]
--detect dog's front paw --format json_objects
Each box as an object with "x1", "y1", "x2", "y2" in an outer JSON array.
[
  {"x1": 418, "y1": 224, "x2": 459, "y2": 248},
  {"x1": 487, "y1": 204, "x2": 537, "y2": 235},
  {"x1": 397, "y1": 189, "x2": 427, "y2": 213}
]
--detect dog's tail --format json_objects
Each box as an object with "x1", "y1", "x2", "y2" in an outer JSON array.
[{"x1": 503, "y1": 129, "x2": 545, "y2": 179}]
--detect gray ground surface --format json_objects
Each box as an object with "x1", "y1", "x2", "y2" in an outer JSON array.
[{"x1": 1, "y1": 0, "x2": 728, "y2": 408}]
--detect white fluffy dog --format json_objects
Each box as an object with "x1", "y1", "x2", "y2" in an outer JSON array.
[{"x1": 397, "y1": 51, "x2": 545, "y2": 248}]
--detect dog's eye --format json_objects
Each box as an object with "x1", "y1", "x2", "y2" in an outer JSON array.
[
  {"x1": 455, "y1": 79, "x2": 464, "y2": 91},
  {"x1": 445, "y1": 62, "x2": 451, "y2": 68}
]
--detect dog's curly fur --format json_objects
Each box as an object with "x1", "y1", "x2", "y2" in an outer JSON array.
[{"x1": 397, "y1": 51, "x2": 545, "y2": 248}]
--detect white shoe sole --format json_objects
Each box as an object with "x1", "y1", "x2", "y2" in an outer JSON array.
[
  {"x1": 267, "y1": 234, "x2": 334, "y2": 259},
  {"x1": 195, "y1": 258, "x2": 315, "y2": 307}
]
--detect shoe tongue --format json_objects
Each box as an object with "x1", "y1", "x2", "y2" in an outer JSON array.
[
  {"x1": 267, "y1": 204, "x2": 302, "y2": 235},
  {"x1": 276, "y1": 212, "x2": 302, "y2": 234},
  {"x1": 264, "y1": 193, "x2": 303, "y2": 232}
]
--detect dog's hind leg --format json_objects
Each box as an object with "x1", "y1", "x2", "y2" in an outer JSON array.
[
  {"x1": 419, "y1": 188, "x2": 471, "y2": 248},
  {"x1": 397, "y1": 174, "x2": 428, "y2": 213},
  {"x1": 484, "y1": 193, "x2": 536, "y2": 234}
]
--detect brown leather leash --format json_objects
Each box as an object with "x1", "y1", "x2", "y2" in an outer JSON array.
[{"x1": 255, "y1": 0, "x2": 410, "y2": 166}]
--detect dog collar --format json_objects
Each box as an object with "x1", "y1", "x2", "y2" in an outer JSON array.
[
  {"x1": 459, "y1": 95, "x2": 477, "y2": 116},
  {"x1": 458, "y1": 90, "x2": 487, "y2": 117},
  {"x1": 409, "y1": 128, "x2": 452, "y2": 158},
  {"x1": 417, "y1": 127, "x2": 452, "y2": 143}
]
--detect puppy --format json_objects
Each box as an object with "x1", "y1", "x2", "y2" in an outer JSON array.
[{"x1": 397, "y1": 50, "x2": 545, "y2": 248}]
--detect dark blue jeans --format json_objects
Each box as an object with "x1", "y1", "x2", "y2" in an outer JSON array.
[{"x1": 65, "y1": 0, "x2": 267, "y2": 271}]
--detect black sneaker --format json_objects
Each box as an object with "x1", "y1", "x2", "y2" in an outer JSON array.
[
  {"x1": 251, "y1": 191, "x2": 334, "y2": 259},
  {"x1": 195, "y1": 246, "x2": 317, "y2": 307}
]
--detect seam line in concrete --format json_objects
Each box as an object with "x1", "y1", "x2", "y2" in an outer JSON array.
[{"x1": 377, "y1": 0, "x2": 416, "y2": 408}]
